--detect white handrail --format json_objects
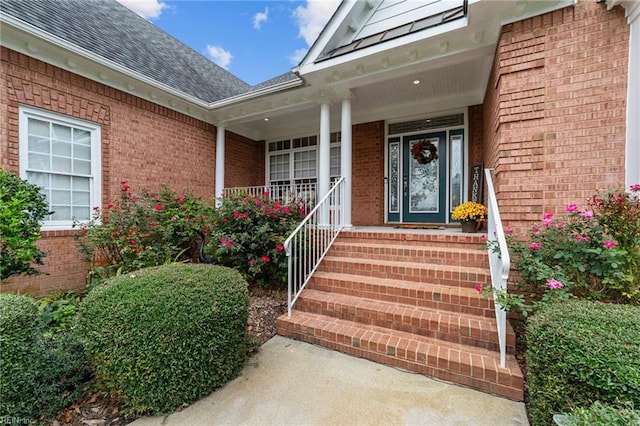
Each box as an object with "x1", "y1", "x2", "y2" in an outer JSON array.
[
  {"x1": 284, "y1": 177, "x2": 346, "y2": 316},
  {"x1": 484, "y1": 168, "x2": 510, "y2": 368}
]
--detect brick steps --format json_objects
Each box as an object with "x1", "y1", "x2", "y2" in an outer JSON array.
[
  {"x1": 330, "y1": 241, "x2": 489, "y2": 268},
  {"x1": 277, "y1": 311, "x2": 524, "y2": 401},
  {"x1": 308, "y1": 271, "x2": 496, "y2": 318},
  {"x1": 295, "y1": 289, "x2": 515, "y2": 353},
  {"x1": 337, "y1": 230, "x2": 487, "y2": 248},
  {"x1": 277, "y1": 230, "x2": 524, "y2": 401},
  {"x1": 318, "y1": 255, "x2": 491, "y2": 289}
]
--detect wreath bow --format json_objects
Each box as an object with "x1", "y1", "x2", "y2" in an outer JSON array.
[{"x1": 411, "y1": 140, "x2": 439, "y2": 164}]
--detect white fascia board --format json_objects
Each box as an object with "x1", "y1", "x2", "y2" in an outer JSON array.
[{"x1": 208, "y1": 79, "x2": 305, "y2": 109}]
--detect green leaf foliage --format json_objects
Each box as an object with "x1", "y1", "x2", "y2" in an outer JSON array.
[
  {"x1": 0, "y1": 168, "x2": 49, "y2": 281},
  {"x1": 75, "y1": 263, "x2": 249, "y2": 415},
  {"x1": 526, "y1": 300, "x2": 640, "y2": 425},
  {"x1": 563, "y1": 401, "x2": 639, "y2": 426},
  {"x1": 0, "y1": 294, "x2": 90, "y2": 421}
]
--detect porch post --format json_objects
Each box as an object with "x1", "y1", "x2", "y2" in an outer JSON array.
[
  {"x1": 215, "y1": 124, "x2": 225, "y2": 207},
  {"x1": 341, "y1": 98, "x2": 353, "y2": 228},
  {"x1": 318, "y1": 102, "x2": 331, "y2": 225}
]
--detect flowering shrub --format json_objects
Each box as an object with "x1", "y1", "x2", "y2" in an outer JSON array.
[
  {"x1": 483, "y1": 184, "x2": 640, "y2": 312},
  {"x1": 74, "y1": 181, "x2": 215, "y2": 279},
  {"x1": 209, "y1": 191, "x2": 306, "y2": 288},
  {"x1": 452, "y1": 201, "x2": 487, "y2": 221}
]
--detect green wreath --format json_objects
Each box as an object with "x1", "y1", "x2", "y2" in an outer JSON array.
[{"x1": 411, "y1": 140, "x2": 439, "y2": 165}]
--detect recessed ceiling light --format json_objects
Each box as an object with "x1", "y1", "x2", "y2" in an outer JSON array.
[
  {"x1": 413, "y1": 79, "x2": 421, "y2": 85},
  {"x1": 264, "y1": 117, "x2": 270, "y2": 122}
]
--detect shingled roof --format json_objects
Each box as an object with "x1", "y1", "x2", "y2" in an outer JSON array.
[{"x1": 1, "y1": 0, "x2": 261, "y2": 103}]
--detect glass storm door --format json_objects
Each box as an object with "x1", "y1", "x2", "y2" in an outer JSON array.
[{"x1": 387, "y1": 132, "x2": 447, "y2": 223}]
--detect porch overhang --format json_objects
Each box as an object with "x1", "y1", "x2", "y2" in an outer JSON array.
[{"x1": 214, "y1": 0, "x2": 575, "y2": 142}]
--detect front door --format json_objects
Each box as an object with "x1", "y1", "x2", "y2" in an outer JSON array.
[{"x1": 387, "y1": 132, "x2": 447, "y2": 223}]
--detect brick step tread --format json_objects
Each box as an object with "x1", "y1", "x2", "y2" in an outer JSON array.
[
  {"x1": 332, "y1": 241, "x2": 486, "y2": 256},
  {"x1": 308, "y1": 271, "x2": 495, "y2": 317},
  {"x1": 329, "y1": 242, "x2": 488, "y2": 265},
  {"x1": 318, "y1": 256, "x2": 491, "y2": 287},
  {"x1": 296, "y1": 289, "x2": 515, "y2": 353},
  {"x1": 277, "y1": 311, "x2": 523, "y2": 400},
  {"x1": 321, "y1": 255, "x2": 490, "y2": 275},
  {"x1": 339, "y1": 231, "x2": 487, "y2": 247}
]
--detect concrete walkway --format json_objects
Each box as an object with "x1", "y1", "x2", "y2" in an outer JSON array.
[{"x1": 132, "y1": 336, "x2": 529, "y2": 426}]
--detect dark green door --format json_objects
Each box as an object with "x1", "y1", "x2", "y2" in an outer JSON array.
[{"x1": 401, "y1": 132, "x2": 447, "y2": 223}]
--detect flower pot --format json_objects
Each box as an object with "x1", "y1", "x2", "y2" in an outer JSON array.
[{"x1": 460, "y1": 220, "x2": 478, "y2": 233}]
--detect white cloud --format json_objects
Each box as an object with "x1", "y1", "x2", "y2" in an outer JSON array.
[
  {"x1": 293, "y1": 0, "x2": 341, "y2": 47},
  {"x1": 253, "y1": 7, "x2": 269, "y2": 30},
  {"x1": 289, "y1": 48, "x2": 308, "y2": 65},
  {"x1": 116, "y1": 0, "x2": 168, "y2": 20},
  {"x1": 206, "y1": 45, "x2": 233, "y2": 70}
]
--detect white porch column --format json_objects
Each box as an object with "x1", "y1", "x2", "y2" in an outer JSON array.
[
  {"x1": 625, "y1": 2, "x2": 640, "y2": 188},
  {"x1": 215, "y1": 124, "x2": 225, "y2": 207},
  {"x1": 318, "y1": 102, "x2": 331, "y2": 225},
  {"x1": 341, "y1": 98, "x2": 353, "y2": 228},
  {"x1": 609, "y1": 0, "x2": 640, "y2": 189}
]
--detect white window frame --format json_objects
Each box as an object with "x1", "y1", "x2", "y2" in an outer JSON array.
[
  {"x1": 19, "y1": 106, "x2": 102, "y2": 230},
  {"x1": 266, "y1": 133, "x2": 341, "y2": 186}
]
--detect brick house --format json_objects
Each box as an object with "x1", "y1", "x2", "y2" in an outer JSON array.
[
  {"x1": 1, "y1": 0, "x2": 638, "y2": 399},
  {"x1": 3, "y1": 0, "x2": 636, "y2": 294}
]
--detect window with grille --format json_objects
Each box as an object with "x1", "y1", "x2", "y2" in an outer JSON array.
[
  {"x1": 267, "y1": 132, "x2": 341, "y2": 186},
  {"x1": 19, "y1": 106, "x2": 101, "y2": 230}
]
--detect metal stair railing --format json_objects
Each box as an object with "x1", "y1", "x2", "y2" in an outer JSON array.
[
  {"x1": 284, "y1": 177, "x2": 345, "y2": 316},
  {"x1": 484, "y1": 168, "x2": 510, "y2": 368}
]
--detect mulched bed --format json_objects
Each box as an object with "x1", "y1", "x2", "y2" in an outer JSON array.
[{"x1": 54, "y1": 289, "x2": 286, "y2": 426}]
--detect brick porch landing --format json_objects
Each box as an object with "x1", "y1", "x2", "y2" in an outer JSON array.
[{"x1": 277, "y1": 229, "x2": 524, "y2": 401}]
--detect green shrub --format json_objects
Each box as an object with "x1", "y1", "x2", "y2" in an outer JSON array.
[
  {"x1": 0, "y1": 168, "x2": 50, "y2": 281},
  {"x1": 74, "y1": 181, "x2": 216, "y2": 280},
  {"x1": 76, "y1": 263, "x2": 249, "y2": 414},
  {"x1": 561, "y1": 401, "x2": 640, "y2": 426},
  {"x1": 484, "y1": 185, "x2": 640, "y2": 314},
  {"x1": 526, "y1": 300, "x2": 640, "y2": 425},
  {"x1": 37, "y1": 291, "x2": 82, "y2": 334},
  {"x1": 210, "y1": 191, "x2": 306, "y2": 287},
  {"x1": 0, "y1": 294, "x2": 90, "y2": 421}
]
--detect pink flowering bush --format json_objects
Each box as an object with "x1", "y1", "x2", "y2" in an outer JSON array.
[
  {"x1": 209, "y1": 191, "x2": 306, "y2": 288},
  {"x1": 505, "y1": 185, "x2": 640, "y2": 307},
  {"x1": 74, "y1": 181, "x2": 215, "y2": 281}
]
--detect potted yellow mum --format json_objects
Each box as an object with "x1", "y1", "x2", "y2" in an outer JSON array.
[{"x1": 452, "y1": 201, "x2": 488, "y2": 233}]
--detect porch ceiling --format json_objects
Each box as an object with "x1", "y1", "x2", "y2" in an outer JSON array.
[{"x1": 220, "y1": 50, "x2": 494, "y2": 141}]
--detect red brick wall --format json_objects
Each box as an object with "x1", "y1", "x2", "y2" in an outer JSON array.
[
  {"x1": 225, "y1": 133, "x2": 265, "y2": 188},
  {"x1": 468, "y1": 104, "x2": 484, "y2": 173},
  {"x1": 483, "y1": 0, "x2": 629, "y2": 231},
  {"x1": 351, "y1": 120, "x2": 385, "y2": 225},
  {"x1": 0, "y1": 47, "x2": 258, "y2": 295}
]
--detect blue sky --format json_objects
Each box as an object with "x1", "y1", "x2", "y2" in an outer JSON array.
[{"x1": 116, "y1": 0, "x2": 341, "y2": 85}]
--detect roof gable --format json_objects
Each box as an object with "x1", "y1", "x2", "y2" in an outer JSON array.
[{"x1": 299, "y1": 0, "x2": 466, "y2": 68}]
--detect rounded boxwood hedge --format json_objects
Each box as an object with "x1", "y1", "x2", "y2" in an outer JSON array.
[
  {"x1": 526, "y1": 300, "x2": 640, "y2": 425},
  {"x1": 0, "y1": 293, "x2": 89, "y2": 420},
  {"x1": 76, "y1": 263, "x2": 249, "y2": 414}
]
